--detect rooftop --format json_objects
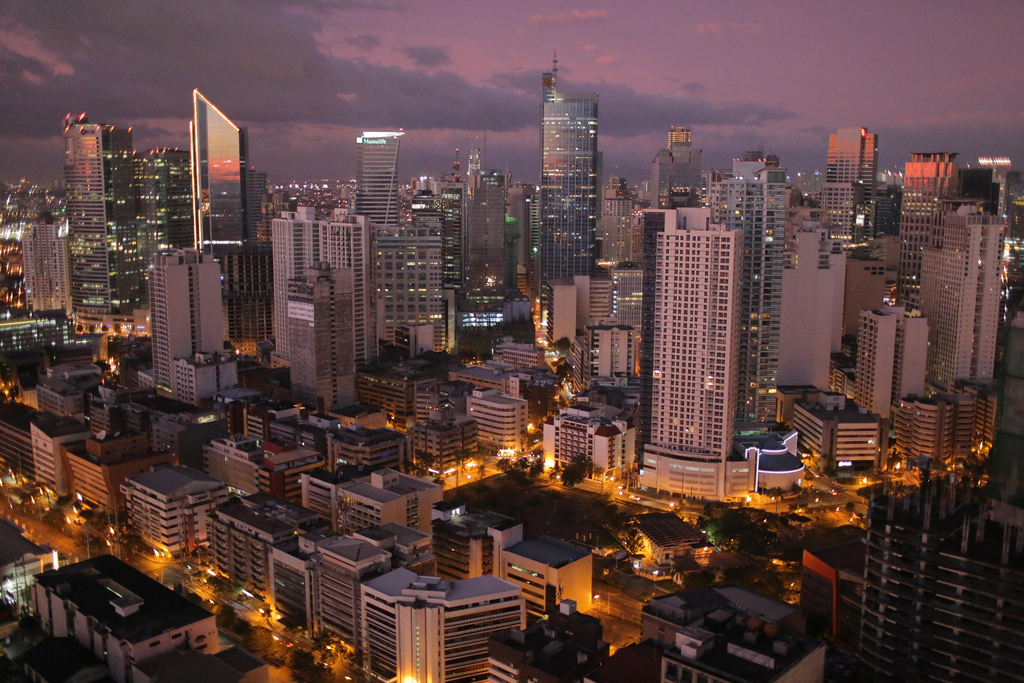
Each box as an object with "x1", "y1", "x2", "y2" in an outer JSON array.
[
  {"x1": 316, "y1": 535, "x2": 390, "y2": 564},
  {"x1": 125, "y1": 465, "x2": 223, "y2": 497},
  {"x1": 33, "y1": 555, "x2": 213, "y2": 645},
  {"x1": 635, "y1": 513, "x2": 708, "y2": 550},
  {"x1": 0, "y1": 518, "x2": 51, "y2": 567},
  {"x1": 432, "y1": 507, "x2": 521, "y2": 538},
  {"x1": 804, "y1": 539, "x2": 866, "y2": 575},
  {"x1": 134, "y1": 647, "x2": 249, "y2": 683},
  {"x1": 506, "y1": 536, "x2": 589, "y2": 568},
  {"x1": 330, "y1": 424, "x2": 406, "y2": 446},
  {"x1": 21, "y1": 637, "x2": 108, "y2": 683},
  {"x1": 357, "y1": 522, "x2": 430, "y2": 547},
  {"x1": 586, "y1": 640, "x2": 664, "y2": 683}
]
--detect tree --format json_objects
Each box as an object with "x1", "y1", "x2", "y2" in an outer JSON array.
[
  {"x1": 553, "y1": 337, "x2": 572, "y2": 353},
  {"x1": 560, "y1": 454, "x2": 592, "y2": 488}
]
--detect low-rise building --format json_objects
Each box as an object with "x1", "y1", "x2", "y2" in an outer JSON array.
[
  {"x1": 894, "y1": 393, "x2": 976, "y2": 465},
  {"x1": 0, "y1": 518, "x2": 54, "y2": 615},
  {"x1": 173, "y1": 352, "x2": 239, "y2": 407},
  {"x1": 327, "y1": 424, "x2": 408, "y2": 470},
  {"x1": 204, "y1": 434, "x2": 263, "y2": 495},
  {"x1": 467, "y1": 389, "x2": 528, "y2": 454},
  {"x1": 501, "y1": 536, "x2": 592, "y2": 618},
  {"x1": 30, "y1": 412, "x2": 91, "y2": 494},
  {"x1": 132, "y1": 647, "x2": 269, "y2": 683},
  {"x1": 412, "y1": 415, "x2": 479, "y2": 473},
  {"x1": 494, "y1": 340, "x2": 546, "y2": 369},
  {"x1": 642, "y1": 587, "x2": 805, "y2": 646},
  {"x1": 635, "y1": 513, "x2": 713, "y2": 567},
  {"x1": 0, "y1": 406, "x2": 38, "y2": 482},
  {"x1": 543, "y1": 405, "x2": 634, "y2": 480},
  {"x1": 207, "y1": 493, "x2": 323, "y2": 598},
  {"x1": 258, "y1": 442, "x2": 324, "y2": 504},
  {"x1": 62, "y1": 432, "x2": 176, "y2": 508},
  {"x1": 431, "y1": 503, "x2": 523, "y2": 580},
  {"x1": 356, "y1": 365, "x2": 437, "y2": 432},
  {"x1": 301, "y1": 468, "x2": 345, "y2": 530},
  {"x1": 35, "y1": 364, "x2": 102, "y2": 420},
  {"x1": 330, "y1": 402, "x2": 388, "y2": 430},
  {"x1": 338, "y1": 468, "x2": 443, "y2": 534},
  {"x1": 801, "y1": 540, "x2": 866, "y2": 650},
  {"x1": 355, "y1": 523, "x2": 435, "y2": 574},
  {"x1": 793, "y1": 393, "x2": 883, "y2": 471},
  {"x1": 32, "y1": 555, "x2": 219, "y2": 683},
  {"x1": 361, "y1": 569, "x2": 525, "y2": 683},
  {"x1": 122, "y1": 466, "x2": 229, "y2": 556}
]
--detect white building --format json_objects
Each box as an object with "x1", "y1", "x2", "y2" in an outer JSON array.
[
  {"x1": 150, "y1": 249, "x2": 224, "y2": 399},
  {"x1": 338, "y1": 468, "x2": 443, "y2": 534},
  {"x1": 542, "y1": 275, "x2": 614, "y2": 347},
  {"x1": 30, "y1": 414, "x2": 91, "y2": 495},
  {"x1": 361, "y1": 568, "x2": 524, "y2": 683},
  {"x1": 570, "y1": 324, "x2": 635, "y2": 391},
  {"x1": 32, "y1": 555, "x2": 219, "y2": 683},
  {"x1": 855, "y1": 306, "x2": 928, "y2": 419},
  {"x1": 122, "y1": 465, "x2": 229, "y2": 555},
  {"x1": 543, "y1": 405, "x2": 635, "y2": 480},
  {"x1": 793, "y1": 393, "x2": 883, "y2": 471},
  {"x1": 272, "y1": 207, "x2": 321, "y2": 362},
  {"x1": 311, "y1": 533, "x2": 392, "y2": 644},
  {"x1": 203, "y1": 434, "x2": 263, "y2": 495},
  {"x1": 173, "y1": 352, "x2": 238, "y2": 407},
  {"x1": 779, "y1": 224, "x2": 846, "y2": 389},
  {"x1": 920, "y1": 204, "x2": 1003, "y2": 391},
  {"x1": 494, "y1": 339, "x2": 545, "y2": 368},
  {"x1": 22, "y1": 216, "x2": 69, "y2": 312},
  {"x1": 640, "y1": 207, "x2": 741, "y2": 501},
  {"x1": 500, "y1": 536, "x2": 592, "y2": 619},
  {"x1": 467, "y1": 389, "x2": 528, "y2": 454}
]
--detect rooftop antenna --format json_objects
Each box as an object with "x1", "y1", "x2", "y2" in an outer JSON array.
[{"x1": 453, "y1": 148, "x2": 461, "y2": 183}]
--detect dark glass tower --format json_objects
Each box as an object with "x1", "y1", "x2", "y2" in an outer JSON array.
[
  {"x1": 190, "y1": 89, "x2": 249, "y2": 249},
  {"x1": 540, "y1": 69, "x2": 598, "y2": 285},
  {"x1": 134, "y1": 147, "x2": 193, "y2": 254}
]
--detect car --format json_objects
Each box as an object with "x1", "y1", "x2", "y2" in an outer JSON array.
[{"x1": 628, "y1": 495, "x2": 641, "y2": 502}]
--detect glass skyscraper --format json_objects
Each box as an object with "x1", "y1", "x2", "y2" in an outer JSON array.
[
  {"x1": 540, "y1": 71, "x2": 598, "y2": 284},
  {"x1": 190, "y1": 89, "x2": 249, "y2": 249},
  {"x1": 355, "y1": 131, "x2": 404, "y2": 230}
]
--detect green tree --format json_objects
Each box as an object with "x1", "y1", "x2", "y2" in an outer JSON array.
[{"x1": 560, "y1": 455, "x2": 592, "y2": 488}]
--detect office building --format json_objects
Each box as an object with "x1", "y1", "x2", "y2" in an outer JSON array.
[
  {"x1": 494, "y1": 340, "x2": 546, "y2": 368},
  {"x1": 35, "y1": 363, "x2": 102, "y2": 420},
  {"x1": 150, "y1": 249, "x2": 225, "y2": 399},
  {"x1": 357, "y1": 364, "x2": 438, "y2": 432},
  {"x1": 793, "y1": 393, "x2": 883, "y2": 471},
  {"x1": 854, "y1": 306, "x2": 928, "y2": 419},
  {"x1": 842, "y1": 256, "x2": 887, "y2": 337},
  {"x1": 0, "y1": 518, "x2": 54, "y2": 616},
  {"x1": 411, "y1": 416, "x2": 477, "y2": 473},
  {"x1": 203, "y1": 434, "x2": 263, "y2": 494},
  {"x1": 466, "y1": 168, "x2": 508, "y2": 296},
  {"x1": 271, "y1": 207, "x2": 320, "y2": 362},
  {"x1": 431, "y1": 503, "x2": 523, "y2": 580},
  {"x1": 800, "y1": 540, "x2": 866, "y2": 650},
  {"x1": 63, "y1": 115, "x2": 143, "y2": 321},
  {"x1": 0, "y1": 407, "x2": 38, "y2": 482},
  {"x1": 258, "y1": 442, "x2": 323, "y2": 504},
  {"x1": 339, "y1": 468, "x2": 442, "y2": 534},
  {"x1": 501, "y1": 536, "x2": 592, "y2": 618},
  {"x1": 311, "y1": 533, "x2": 391, "y2": 644},
  {"x1": 711, "y1": 156, "x2": 787, "y2": 422},
  {"x1": 287, "y1": 263, "x2": 356, "y2": 410},
  {"x1": 375, "y1": 221, "x2": 446, "y2": 351},
  {"x1": 467, "y1": 389, "x2": 528, "y2": 454},
  {"x1": 778, "y1": 225, "x2": 845, "y2": 389},
  {"x1": 30, "y1": 413, "x2": 91, "y2": 495},
  {"x1": 361, "y1": 569, "x2": 524, "y2": 683},
  {"x1": 355, "y1": 131, "x2": 403, "y2": 229},
  {"x1": 328, "y1": 424, "x2": 409, "y2": 470},
  {"x1": 32, "y1": 555, "x2": 219, "y2": 683},
  {"x1": 62, "y1": 431, "x2": 176, "y2": 508},
  {"x1": 860, "y1": 487, "x2": 1024, "y2": 682},
  {"x1": 920, "y1": 204, "x2": 1002, "y2": 389},
  {"x1": 218, "y1": 245, "x2": 273, "y2": 356},
  {"x1": 601, "y1": 176, "x2": 634, "y2": 262},
  {"x1": 611, "y1": 266, "x2": 642, "y2": 328},
  {"x1": 134, "y1": 147, "x2": 193, "y2": 254},
  {"x1": 650, "y1": 126, "x2": 702, "y2": 210},
  {"x1": 191, "y1": 89, "x2": 249, "y2": 248},
  {"x1": 173, "y1": 352, "x2": 238, "y2": 407},
  {"x1": 638, "y1": 208, "x2": 741, "y2": 501},
  {"x1": 207, "y1": 493, "x2": 322, "y2": 597},
  {"x1": 544, "y1": 405, "x2": 634, "y2": 480},
  {"x1": 507, "y1": 183, "x2": 540, "y2": 297},
  {"x1": 543, "y1": 274, "x2": 614, "y2": 346},
  {"x1": 122, "y1": 465, "x2": 229, "y2": 555},
  {"x1": 540, "y1": 69, "x2": 599, "y2": 284},
  {"x1": 489, "y1": 601, "x2": 609, "y2": 683},
  {"x1": 897, "y1": 152, "x2": 959, "y2": 308},
  {"x1": 131, "y1": 647, "x2": 268, "y2": 683},
  {"x1": 21, "y1": 214, "x2": 69, "y2": 312},
  {"x1": 821, "y1": 127, "x2": 878, "y2": 242},
  {"x1": 356, "y1": 523, "x2": 435, "y2": 574}
]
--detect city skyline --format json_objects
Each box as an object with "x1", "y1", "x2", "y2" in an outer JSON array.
[{"x1": 2, "y1": 1, "x2": 1022, "y2": 185}]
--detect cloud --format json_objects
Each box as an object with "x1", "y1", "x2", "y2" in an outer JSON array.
[
  {"x1": 682, "y1": 82, "x2": 705, "y2": 94},
  {"x1": 582, "y1": 44, "x2": 598, "y2": 53},
  {"x1": 594, "y1": 55, "x2": 617, "y2": 66},
  {"x1": 346, "y1": 34, "x2": 380, "y2": 50},
  {"x1": 696, "y1": 21, "x2": 762, "y2": 35},
  {"x1": 400, "y1": 45, "x2": 450, "y2": 67},
  {"x1": 527, "y1": 9, "x2": 608, "y2": 25}
]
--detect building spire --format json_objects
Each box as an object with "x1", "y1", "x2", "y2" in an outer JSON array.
[{"x1": 552, "y1": 50, "x2": 558, "y2": 77}]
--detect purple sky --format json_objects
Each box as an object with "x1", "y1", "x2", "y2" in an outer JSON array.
[{"x1": 2, "y1": 0, "x2": 1022, "y2": 186}]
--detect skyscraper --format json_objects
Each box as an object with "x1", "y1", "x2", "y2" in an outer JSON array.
[
  {"x1": 271, "y1": 208, "x2": 320, "y2": 362},
  {"x1": 287, "y1": 263, "x2": 356, "y2": 410},
  {"x1": 465, "y1": 168, "x2": 507, "y2": 297},
  {"x1": 133, "y1": 147, "x2": 193, "y2": 256},
  {"x1": 712, "y1": 155, "x2": 787, "y2": 423},
  {"x1": 375, "y1": 220, "x2": 446, "y2": 351},
  {"x1": 896, "y1": 152, "x2": 959, "y2": 308},
  {"x1": 355, "y1": 131, "x2": 404, "y2": 230},
  {"x1": 650, "y1": 125, "x2": 702, "y2": 209},
  {"x1": 639, "y1": 208, "x2": 740, "y2": 501},
  {"x1": 821, "y1": 127, "x2": 878, "y2": 242},
  {"x1": 540, "y1": 69, "x2": 599, "y2": 284},
  {"x1": 854, "y1": 306, "x2": 928, "y2": 419},
  {"x1": 600, "y1": 176, "x2": 633, "y2": 263},
  {"x1": 920, "y1": 203, "x2": 1002, "y2": 390},
  {"x1": 218, "y1": 245, "x2": 274, "y2": 357},
  {"x1": 63, "y1": 115, "x2": 144, "y2": 322},
  {"x1": 150, "y1": 249, "x2": 225, "y2": 398},
  {"x1": 22, "y1": 214, "x2": 69, "y2": 312},
  {"x1": 190, "y1": 89, "x2": 249, "y2": 249},
  {"x1": 507, "y1": 183, "x2": 540, "y2": 297}
]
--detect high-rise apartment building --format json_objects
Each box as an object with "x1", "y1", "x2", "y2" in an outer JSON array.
[
  {"x1": 822, "y1": 127, "x2": 878, "y2": 242},
  {"x1": 920, "y1": 204, "x2": 1002, "y2": 390},
  {"x1": 271, "y1": 208, "x2": 320, "y2": 362},
  {"x1": 413, "y1": 181, "x2": 467, "y2": 292},
  {"x1": 896, "y1": 152, "x2": 958, "y2": 308},
  {"x1": 22, "y1": 215, "x2": 69, "y2": 312},
  {"x1": 639, "y1": 208, "x2": 741, "y2": 501},
  {"x1": 190, "y1": 90, "x2": 249, "y2": 248},
  {"x1": 133, "y1": 147, "x2": 193, "y2": 254},
  {"x1": 650, "y1": 125, "x2": 702, "y2": 209},
  {"x1": 150, "y1": 249, "x2": 225, "y2": 398},
  {"x1": 540, "y1": 70, "x2": 599, "y2": 284},
  {"x1": 375, "y1": 222, "x2": 446, "y2": 351},
  {"x1": 466, "y1": 169, "x2": 508, "y2": 297},
  {"x1": 217, "y1": 245, "x2": 273, "y2": 356},
  {"x1": 355, "y1": 131, "x2": 403, "y2": 230},
  {"x1": 361, "y1": 569, "x2": 524, "y2": 683},
  {"x1": 855, "y1": 306, "x2": 928, "y2": 419},
  {"x1": 600, "y1": 176, "x2": 633, "y2": 263},
  {"x1": 712, "y1": 156, "x2": 787, "y2": 422},
  {"x1": 287, "y1": 263, "x2": 356, "y2": 410},
  {"x1": 63, "y1": 115, "x2": 143, "y2": 321},
  {"x1": 610, "y1": 266, "x2": 642, "y2": 329}
]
